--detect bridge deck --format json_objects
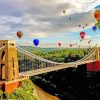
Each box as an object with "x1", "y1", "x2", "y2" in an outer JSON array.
[{"x1": 19, "y1": 60, "x2": 95, "y2": 76}]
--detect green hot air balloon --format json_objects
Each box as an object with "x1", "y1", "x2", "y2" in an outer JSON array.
[{"x1": 95, "y1": 21, "x2": 100, "y2": 29}]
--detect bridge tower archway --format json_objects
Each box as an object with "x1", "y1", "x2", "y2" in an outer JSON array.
[{"x1": 0, "y1": 40, "x2": 19, "y2": 81}]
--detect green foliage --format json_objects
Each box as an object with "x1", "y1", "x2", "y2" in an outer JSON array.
[
  {"x1": 18, "y1": 46, "x2": 92, "y2": 63},
  {"x1": 1, "y1": 79, "x2": 39, "y2": 100}
]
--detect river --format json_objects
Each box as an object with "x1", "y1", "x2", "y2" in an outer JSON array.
[{"x1": 34, "y1": 84, "x2": 60, "y2": 100}]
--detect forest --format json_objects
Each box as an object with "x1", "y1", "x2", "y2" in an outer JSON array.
[{"x1": 20, "y1": 46, "x2": 92, "y2": 63}]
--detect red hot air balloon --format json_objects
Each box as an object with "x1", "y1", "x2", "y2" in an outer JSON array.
[
  {"x1": 80, "y1": 32, "x2": 85, "y2": 40},
  {"x1": 58, "y1": 42, "x2": 61, "y2": 47},
  {"x1": 16, "y1": 31, "x2": 23, "y2": 39}
]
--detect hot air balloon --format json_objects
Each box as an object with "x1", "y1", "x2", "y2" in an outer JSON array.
[
  {"x1": 92, "y1": 26, "x2": 97, "y2": 31},
  {"x1": 85, "y1": 24, "x2": 88, "y2": 26},
  {"x1": 16, "y1": 31, "x2": 23, "y2": 39},
  {"x1": 95, "y1": 21, "x2": 100, "y2": 29},
  {"x1": 33, "y1": 39, "x2": 39, "y2": 46},
  {"x1": 95, "y1": 5, "x2": 100, "y2": 10},
  {"x1": 94, "y1": 10, "x2": 100, "y2": 21},
  {"x1": 69, "y1": 17, "x2": 71, "y2": 21},
  {"x1": 83, "y1": 27, "x2": 85, "y2": 29},
  {"x1": 80, "y1": 39, "x2": 82, "y2": 42},
  {"x1": 79, "y1": 25, "x2": 81, "y2": 27},
  {"x1": 80, "y1": 32, "x2": 86, "y2": 40},
  {"x1": 95, "y1": 43, "x2": 97, "y2": 46},
  {"x1": 70, "y1": 44, "x2": 72, "y2": 47},
  {"x1": 58, "y1": 42, "x2": 61, "y2": 47},
  {"x1": 63, "y1": 10, "x2": 65, "y2": 14}
]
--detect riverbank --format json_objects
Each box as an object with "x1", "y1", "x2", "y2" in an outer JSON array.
[{"x1": 34, "y1": 84, "x2": 60, "y2": 100}]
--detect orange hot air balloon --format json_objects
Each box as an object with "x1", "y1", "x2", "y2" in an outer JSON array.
[
  {"x1": 94, "y1": 10, "x2": 100, "y2": 21},
  {"x1": 80, "y1": 32, "x2": 85, "y2": 40},
  {"x1": 58, "y1": 42, "x2": 61, "y2": 47},
  {"x1": 16, "y1": 31, "x2": 23, "y2": 39}
]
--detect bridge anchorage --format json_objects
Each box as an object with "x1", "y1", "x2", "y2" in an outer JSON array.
[{"x1": 0, "y1": 40, "x2": 100, "y2": 93}]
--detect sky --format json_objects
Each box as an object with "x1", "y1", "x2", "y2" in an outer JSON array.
[{"x1": 0, "y1": 0, "x2": 100, "y2": 48}]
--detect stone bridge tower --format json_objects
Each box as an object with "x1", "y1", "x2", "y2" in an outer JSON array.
[{"x1": 0, "y1": 40, "x2": 19, "y2": 81}]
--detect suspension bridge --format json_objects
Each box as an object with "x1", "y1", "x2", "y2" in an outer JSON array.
[{"x1": 0, "y1": 40, "x2": 100, "y2": 81}]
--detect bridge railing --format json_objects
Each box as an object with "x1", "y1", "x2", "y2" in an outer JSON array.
[{"x1": 17, "y1": 47, "x2": 62, "y2": 72}]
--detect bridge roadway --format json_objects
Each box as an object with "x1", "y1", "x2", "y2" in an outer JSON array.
[{"x1": 19, "y1": 60, "x2": 96, "y2": 76}]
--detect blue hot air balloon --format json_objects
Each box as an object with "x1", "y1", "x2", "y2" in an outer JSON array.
[
  {"x1": 33, "y1": 39, "x2": 39, "y2": 46},
  {"x1": 95, "y1": 5, "x2": 100, "y2": 10},
  {"x1": 92, "y1": 26, "x2": 97, "y2": 31}
]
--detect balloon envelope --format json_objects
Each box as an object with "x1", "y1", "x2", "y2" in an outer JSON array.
[
  {"x1": 95, "y1": 21, "x2": 100, "y2": 29},
  {"x1": 92, "y1": 26, "x2": 97, "y2": 31},
  {"x1": 63, "y1": 10, "x2": 65, "y2": 14},
  {"x1": 94, "y1": 10, "x2": 100, "y2": 21},
  {"x1": 95, "y1": 5, "x2": 100, "y2": 10},
  {"x1": 80, "y1": 32, "x2": 85, "y2": 39},
  {"x1": 79, "y1": 25, "x2": 81, "y2": 27},
  {"x1": 33, "y1": 39, "x2": 39, "y2": 46},
  {"x1": 69, "y1": 17, "x2": 71, "y2": 21},
  {"x1": 85, "y1": 24, "x2": 88, "y2": 26},
  {"x1": 16, "y1": 31, "x2": 23, "y2": 39},
  {"x1": 58, "y1": 42, "x2": 61, "y2": 47},
  {"x1": 70, "y1": 44, "x2": 72, "y2": 47}
]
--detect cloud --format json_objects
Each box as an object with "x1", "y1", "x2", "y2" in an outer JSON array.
[
  {"x1": 96, "y1": 35, "x2": 100, "y2": 37},
  {"x1": 84, "y1": 35, "x2": 92, "y2": 40},
  {"x1": 28, "y1": 33, "x2": 47, "y2": 38}
]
